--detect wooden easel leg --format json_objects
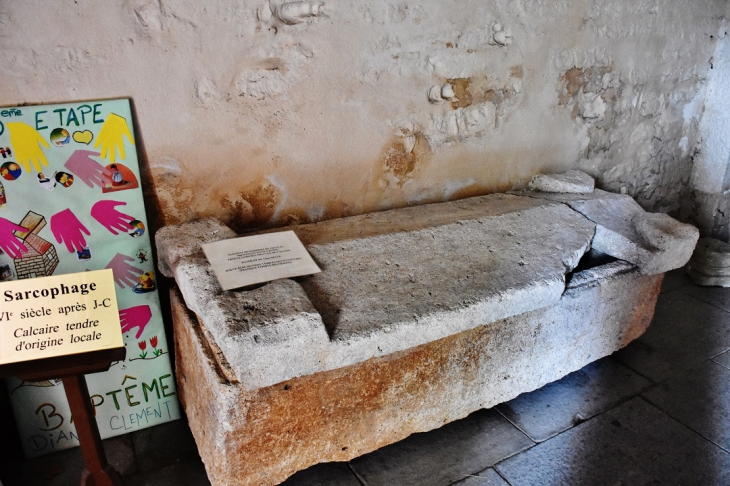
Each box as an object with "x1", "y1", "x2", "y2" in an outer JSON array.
[{"x1": 62, "y1": 375, "x2": 123, "y2": 486}]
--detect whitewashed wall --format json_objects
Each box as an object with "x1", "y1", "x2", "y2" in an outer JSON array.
[
  {"x1": 690, "y1": 20, "x2": 730, "y2": 240},
  {"x1": 0, "y1": 0, "x2": 726, "y2": 232}
]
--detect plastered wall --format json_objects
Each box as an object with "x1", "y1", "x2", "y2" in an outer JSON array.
[
  {"x1": 0, "y1": 0, "x2": 727, "y2": 232},
  {"x1": 690, "y1": 21, "x2": 730, "y2": 241}
]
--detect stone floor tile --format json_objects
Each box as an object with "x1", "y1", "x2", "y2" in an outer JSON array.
[
  {"x1": 643, "y1": 359, "x2": 730, "y2": 450},
  {"x1": 451, "y1": 468, "x2": 510, "y2": 486},
  {"x1": 613, "y1": 290, "x2": 730, "y2": 382},
  {"x1": 713, "y1": 350, "x2": 730, "y2": 368},
  {"x1": 350, "y1": 408, "x2": 533, "y2": 486},
  {"x1": 280, "y1": 462, "x2": 361, "y2": 485},
  {"x1": 104, "y1": 434, "x2": 138, "y2": 477},
  {"x1": 495, "y1": 398, "x2": 730, "y2": 486},
  {"x1": 680, "y1": 283, "x2": 730, "y2": 312},
  {"x1": 496, "y1": 357, "x2": 651, "y2": 442},
  {"x1": 0, "y1": 435, "x2": 136, "y2": 486},
  {"x1": 131, "y1": 419, "x2": 200, "y2": 472},
  {"x1": 0, "y1": 447, "x2": 83, "y2": 486},
  {"x1": 122, "y1": 459, "x2": 210, "y2": 486},
  {"x1": 660, "y1": 267, "x2": 692, "y2": 293}
]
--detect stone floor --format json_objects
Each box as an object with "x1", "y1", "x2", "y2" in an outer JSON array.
[{"x1": 2, "y1": 268, "x2": 730, "y2": 485}]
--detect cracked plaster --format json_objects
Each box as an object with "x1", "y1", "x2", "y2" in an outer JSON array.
[{"x1": 0, "y1": 1, "x2": 727, "y2": 232}]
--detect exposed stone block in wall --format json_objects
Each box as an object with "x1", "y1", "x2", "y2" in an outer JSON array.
[
  {"x1": 528, "y1": 170, "x2": 595, "y2": 194},
  {"x1": 273, "y1": 1, "x2": 326, "y2": 25},
  {"x1": 426, "y1": 102, "x2": 497, "y2": 147}
]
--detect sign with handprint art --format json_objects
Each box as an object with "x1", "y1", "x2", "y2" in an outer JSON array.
[{"x1": 0, "y1": 99, "x2": 180, "y2": 458}]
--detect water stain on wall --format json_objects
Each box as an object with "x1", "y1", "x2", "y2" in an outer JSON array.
[
  {"x1": 274, "y1": 199, "x2": 354, "y2": 228},
  {"x1": 447, "y1": 78, "x2": 472, "y2": 109},
  {"x1": 219, "y1": 181, "x2": 283, "y2": 232},
  {"x1": 444, "y1": 76, "x2": 516, "y2": 110},
  {"x1": 447, "y1": 71, "x2": 523, "y2": 113},
  {"x1": 323, "y1": 199, "x2": 352, "y2": 221},
  {"x1": 382, "y1": 132, "x2": 431, "y2": 185},
  {"x1": 152, "y1": 173, "x2": 195, "y2": 225},
  {"x1": 558, "y1": 65, "x2": 613, "y2": 116},
  {"x1": 277, "y1": 207, "x2": 312, "y2": 226},
  {"x1": 560, "y1": 67, "x2": 586, "y2": 104},
  {"x1": 448, "y1": 182, "x2": 491, "y2": 201},
  {"x1": 243, "y1": 183, "x2": 281, "y2": 223}
]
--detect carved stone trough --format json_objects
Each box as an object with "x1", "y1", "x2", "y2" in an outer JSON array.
[{"x1": 156, "y1": 184, "x2": 698, "y2": 486}]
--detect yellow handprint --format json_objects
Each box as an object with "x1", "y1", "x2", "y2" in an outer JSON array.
[
  {"x1": 94, "y1": 113, "x2": 135, "y2": 163},
  {"x1": 6, "y1": 122, "x2": 49, "y2": 173}
]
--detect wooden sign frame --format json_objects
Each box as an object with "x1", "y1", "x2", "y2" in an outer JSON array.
[
  {"x1": 0, "y1": 269, "x2": 127, "y2": 485},
  {"x1": 0, "y1": 346, "x2": 126, "y2": 486}
]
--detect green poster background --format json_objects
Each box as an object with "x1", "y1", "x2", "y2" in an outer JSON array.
[{"x1": 0, "y1": 99, "x2": 180, "y2": 458}]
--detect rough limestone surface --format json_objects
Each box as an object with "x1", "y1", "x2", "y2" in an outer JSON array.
[
  {"x1": 172, "y1": 262, "x2": 663, "y2": 486},
  {"x1": 155, "y1": 218, "x2": 236, "y2": 278},
  {"x1": 527, "y1": 170, "x2": 595, "y2": 194},
  {"x1": 159, "y1": 193, "x2": 596, "y2": 389},
  {"x1": 299, "y1": 196, "x2": 595, "y2": 344},
  {"x1": 518, "y1": 190, "x2": 700, "y2": 275},
  {"x1": 187, "y1": 267, "x2": 331, "y2": 387},
  {"x1": 687, "y1": 237, "x2": 730, "y2": 286}
]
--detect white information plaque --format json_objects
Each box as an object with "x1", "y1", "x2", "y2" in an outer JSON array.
[{"x1": 201, "y1": 231, "x2": 321, "y2": 290}]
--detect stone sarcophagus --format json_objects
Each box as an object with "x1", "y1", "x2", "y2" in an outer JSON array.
[{"x1": 156, "y1": 185, "x2": 698, "y2": 486}]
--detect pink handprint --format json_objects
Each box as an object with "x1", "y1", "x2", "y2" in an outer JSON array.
[
  {"x1": 105, "y1": 253, "x2": 144, "y2": 288},
  {"x1": 50, "y1": 209, "x2": 90, "y2": 253},
  {"x1": 91, "y1": 200, "x2": 133, "y2": 235},
  {"x1": 119, "y1": 305, "x2": 152, "y2": 339},
  {"x1": 0, "y1": 218, "x2": 28, "y2": 258},
  {"x1": 64, "y1": 150, "x2": 112, "y2": 189}
]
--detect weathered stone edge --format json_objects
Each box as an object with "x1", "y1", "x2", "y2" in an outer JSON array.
[{"x1": 171, "y1": 266, "x2": 662, "y2": 485}]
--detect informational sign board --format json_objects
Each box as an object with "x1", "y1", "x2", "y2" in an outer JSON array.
[
  {"x1": 0, "y1": 269, "x2": 121, "y2": 364},
  {"x1": 202, "y1": 231, "x2": 321, "y2": 290},
  {"x1": 0, "y1": 99, "x2": 180, "y2": 458}
]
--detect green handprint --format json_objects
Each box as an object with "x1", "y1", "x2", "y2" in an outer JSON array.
[
  {"x1": 6, "y1": 122, "x2": 50, "y2": 173},
  {"x1": 94, "y1": 113, "x2": 135, "y2": 163}
]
